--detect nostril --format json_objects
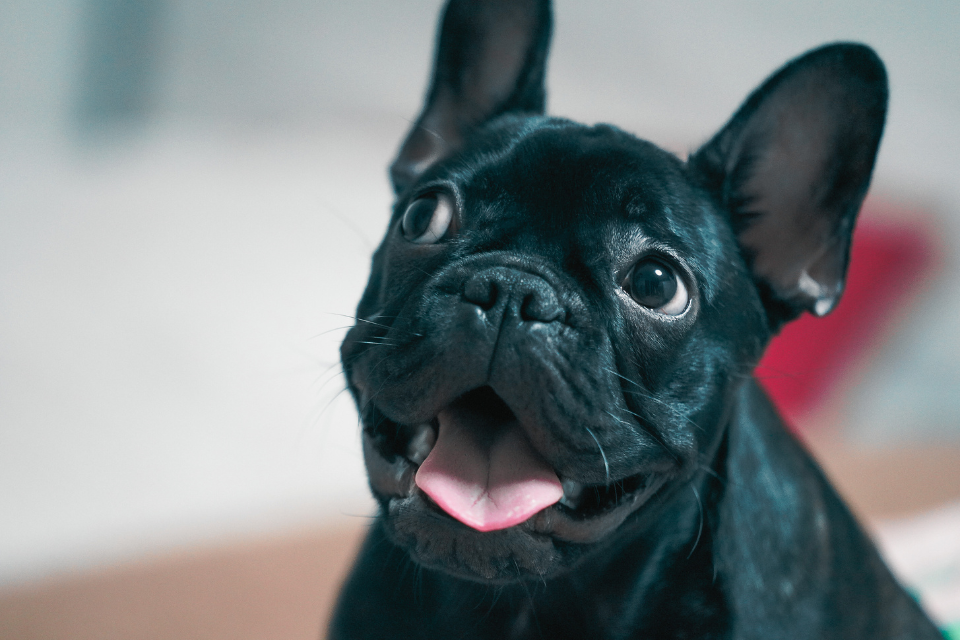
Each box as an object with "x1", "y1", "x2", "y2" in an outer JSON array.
[
  {"x1": 520, "y1": 290, "x2": 563, "y2": 323},
  {"x1": 463, "y1": 268, "x2": 565, "y2": 323},
  {"x1": 464, "y1": 274, "x2": 498, "y2": 310}
]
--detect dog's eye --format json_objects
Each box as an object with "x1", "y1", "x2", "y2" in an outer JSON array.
[
  {"x1": 400, "y1": 193, "x2": 455, "y2": 244},
  {"x1": 625, "y1": 258, "x2": 688, "y2": 315}
]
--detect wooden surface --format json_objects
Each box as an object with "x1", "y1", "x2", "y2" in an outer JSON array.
[
  {"x1": 805, "y1": 435, "x2": 960, "y2": 521},
  {"x1": 2, "y1": 444, "x2": 959, "y2": 640},
  {"x1": 0, "y1": 524, "x2": 368, "y2": 640}
]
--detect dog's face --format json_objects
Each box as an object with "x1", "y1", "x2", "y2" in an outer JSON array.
[
  {"x1": 343, "y1": 121, "x2": 766, "y2": 580},
  {"x1": 341, "y1": 0, "x2": 886, "y2": 583}
]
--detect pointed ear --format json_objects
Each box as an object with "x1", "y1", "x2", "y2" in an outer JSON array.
[
  {"x1": 390, "y1": 0, "x2": 552, "y2": 194},
  {"x1": 689, "y1": 43, "x2": 887, "y2": 328}
]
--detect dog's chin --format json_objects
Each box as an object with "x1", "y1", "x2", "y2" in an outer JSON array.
[
  {"x1": 383, "y1": 493, "x2": 562, "y2": 582},
  {"x1": 361, "y1": 417, "x2": 671, "y2": 583}
]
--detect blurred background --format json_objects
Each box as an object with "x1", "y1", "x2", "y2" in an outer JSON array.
[{"x1": 1, "y1": 0, "x2": 958, "y2": 637}]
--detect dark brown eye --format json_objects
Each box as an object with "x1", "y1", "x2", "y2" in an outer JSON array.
[
  {"x1": 626, "y1": 258, "x2": 688, "y2": 315},
  {"x1": 400, "y1": 193, "x2": 454, "y2": 244}
]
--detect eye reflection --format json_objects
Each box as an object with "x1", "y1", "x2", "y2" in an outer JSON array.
[{"x1": 626, "y1": 258, "x2": 688, "y2": 315}]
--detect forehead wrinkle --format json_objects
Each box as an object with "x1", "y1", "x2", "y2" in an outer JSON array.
[{"x1": 463, "y1": 116, "x2": 581, "y2": 185}]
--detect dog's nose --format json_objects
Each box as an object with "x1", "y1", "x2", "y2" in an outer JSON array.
[{"x1": 463, "y1": 268, "x2": 564, "y2": 323}]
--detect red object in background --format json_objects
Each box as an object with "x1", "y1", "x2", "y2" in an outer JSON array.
[{"x1": 756, "y1": 204, "x2": 936, "y2": 429}]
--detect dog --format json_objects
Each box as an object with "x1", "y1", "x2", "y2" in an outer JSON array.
[{"x1": 331, "y1": 1, "x2": 942, "y2": 637}]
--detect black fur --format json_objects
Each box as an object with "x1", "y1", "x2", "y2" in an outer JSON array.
[{"x1": 331, "y1": 1, "x2": 941, "y2": 637}]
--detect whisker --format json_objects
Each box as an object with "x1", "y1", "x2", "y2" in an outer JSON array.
[
  {"x1": 583, "y1": 426, "x2": 610, "y2": 484},
  {"x1": 313, "y1": 364, "x2": 345, "y2": 396},
  {"x1": 320, "y1": 199, "x2": 375, "y2": 250},
  {"x1": 312, "y1": 359, "x2": 345, "y2": 386},
  {"x1": 606, "y1": 368, "x2": 689, "y2": 414},
  {"x1": 695, "y1": 462, "x2": 724, "y2": 484},
  {"x1": 307, "y1": 325, "x2": 355, "y2": 340},
  {"x1": 313, "y1": 360, "x2": 343, "y2": 384},
  {"x1": 687, "y1": 485, "x2": 704, "y2": 560},
  {"x1": 299, "y1": 381, "x2": 354, "y2": 445},
  {"x1": 616, "y1": 405, "x2": 682, "y2": 464},
  {"x1": 327, "y1": 312, "x2": 423, "y2": 337},
  {"x1": 356, "y1": 354, "x2": 400, "y2": 421},
  {"x1": 413, "y1": 119, "x2": 449, "y2": 146},
  {"x1": 338, "y1": 511, "x2": 377, "y2": 521},
  {"x1": 604, "y1": 366, "x2": 705, "y2": 435},
  {"x1": 315, "y1": 385, "x2": 353, "y2": 421}
]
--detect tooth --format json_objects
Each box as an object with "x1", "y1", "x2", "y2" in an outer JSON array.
[
  {"x1": 560, "y1": 479, "x2": 584, "y2": 509},
  {"x1": 405, "y1": 423, "x2": 436, "y2": 465}
]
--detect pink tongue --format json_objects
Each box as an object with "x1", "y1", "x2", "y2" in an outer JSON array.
[{"x1": 415, "y1": 401, "x2": 563, "y2": 532}]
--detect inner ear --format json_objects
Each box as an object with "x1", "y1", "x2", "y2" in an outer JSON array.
[
  {"x1": 690, "y1": 43, "x2": 887, "y2": 329},
  {"x1": 390, "y1": 0, "x2": 552, "y2": 194}
]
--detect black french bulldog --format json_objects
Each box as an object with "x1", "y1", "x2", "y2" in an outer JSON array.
[{"x1": 332, "y1": 1, "x2": 943, "y2": 638}]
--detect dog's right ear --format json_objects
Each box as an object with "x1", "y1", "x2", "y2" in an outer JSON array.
[{"x1": 390, "y1": 0, "x2": 552, "y2": 194}]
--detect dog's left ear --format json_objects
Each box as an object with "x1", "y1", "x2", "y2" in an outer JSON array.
[
  {"x1": 390, "y1": 0, "x2": 552, "y2": 194},
  {"x1": 690, "y1": 43, "x2": 887, "y2": 329}
]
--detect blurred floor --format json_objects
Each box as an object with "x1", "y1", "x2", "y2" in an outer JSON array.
[{"x1": 0, "y1": 522, "x2": 367, "y2": 640}]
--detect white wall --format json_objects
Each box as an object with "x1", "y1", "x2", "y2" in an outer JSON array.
[{"x1": 1, "y1": 0, "x2": 958, "y2": 585}]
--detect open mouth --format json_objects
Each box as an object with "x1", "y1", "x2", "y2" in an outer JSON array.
[{"x1": 362, "y1": 386, "x2": 657, "y2": 538}]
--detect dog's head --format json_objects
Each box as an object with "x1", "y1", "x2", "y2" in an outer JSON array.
[{"x1": 341, "y1": 0, "x2": 886, "y2": 582}]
